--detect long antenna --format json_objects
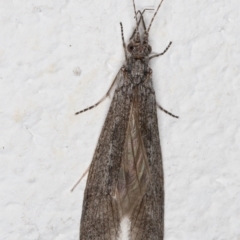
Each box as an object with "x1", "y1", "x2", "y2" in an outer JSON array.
[
  {"x1": 132, "y1": 0, "x2": 138, "y2": 31},
  {"x1": 129, "y1": 9, "x2": 154, "y2": 40},
  {"x1": 120, "y1": 23, "x2": 128, "y2": 60},
  {"x1": 147, "y1": 0, "x2": 165, "y2": 32}
]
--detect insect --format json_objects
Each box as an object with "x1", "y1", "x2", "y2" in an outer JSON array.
[{"x1": 75, "y1": 0, "x2": 178, "y2": 239}]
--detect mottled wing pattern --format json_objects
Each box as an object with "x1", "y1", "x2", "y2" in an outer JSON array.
[
  {"x1": 80, "y1": 70, "x2": 134, "y2": 240},
  {"x1": 80, "y1": 71, "x2": 164, "y2": 240},
  {"x1": 129, "y1": 78, "x2": 164, "y2": 240},
  {"x1": 115, "y1": 87, "x2": 150, "y2": 217}
]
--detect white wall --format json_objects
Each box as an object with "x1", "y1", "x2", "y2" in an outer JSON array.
[{"x1": 0, "y1": 0, "x2": 240, "y2": 239}]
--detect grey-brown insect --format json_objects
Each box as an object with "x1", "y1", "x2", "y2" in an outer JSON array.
[{"x1": 75, "y1": 0, "x2": 178, "y2": 239}]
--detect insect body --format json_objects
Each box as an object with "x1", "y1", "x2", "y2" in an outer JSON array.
[{"x1": 76, "y1": 0, "x2": 178, "y2": 239}]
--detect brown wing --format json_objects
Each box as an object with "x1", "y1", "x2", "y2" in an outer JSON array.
[
  {"x1": 80, "y1": 74, "x2": 164, "y2": 240},
  {"x1": 129, "y1": 81, "x2": 164, "y2": 240},
  {"x1": 114, "y1": 87, "x2": 150, "y2": 218},
  {"x1": 80, "y1": 70, "x2": 134, "y2": 240}
]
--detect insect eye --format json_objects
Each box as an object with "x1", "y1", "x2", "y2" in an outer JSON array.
[{"x1": 127, "y1": 43, "x2": 134, "y2": 53}]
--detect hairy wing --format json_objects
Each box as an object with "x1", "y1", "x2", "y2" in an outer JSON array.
[
  {"x1": 129, "y1": 81, "x2": 164, "y2": 240},
  {"x1": 80, "y1": 70, "x2": 133, "y2": 240},
  {"x1": 115, "y1": 87, "x2": 150, "y2": 217}
]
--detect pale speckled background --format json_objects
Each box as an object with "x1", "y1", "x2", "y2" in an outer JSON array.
[{"x1": 0, "y1": 0, "x2": 240, "y2": 239}]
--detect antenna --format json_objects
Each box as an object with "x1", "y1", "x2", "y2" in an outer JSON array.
[
  {"x1": 132, "y1": 0, "x2": 139, "y2": 31},
  {"x1": 147, "y1": 0, "x2": 165, "y2": 32}
]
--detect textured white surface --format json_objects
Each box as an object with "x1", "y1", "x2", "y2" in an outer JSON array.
[{"x1": 1, "y1": 0, "x2": 240, "y2": 239}]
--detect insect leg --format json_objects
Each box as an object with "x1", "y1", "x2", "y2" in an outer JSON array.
[
  {"x1": 149, "y1": 41, "x2": 172, "y2": 60},
  {"x1": 71, "y1": 166, "x2": 90, "y2": 192},
  {"x1": 157, "y1": 103, "x2": 179, "y2": 118},
  {"x1": 75, "y1": 69, "x2": 121, "y2": 115}
]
